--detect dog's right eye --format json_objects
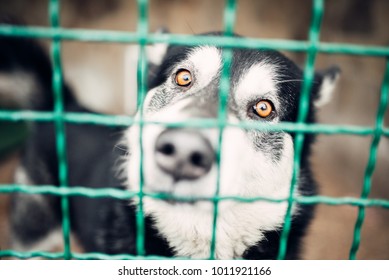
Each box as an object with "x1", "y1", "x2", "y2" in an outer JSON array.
[
  {"x1": 254, "y1": 100, "x2": 273, "y2": 118},
  {"x1": 175, "y1": 69, "x2": 192, "y2": 87},
  {"x1": 250, "y1": 99, "x2": 275, "y2": 119}
]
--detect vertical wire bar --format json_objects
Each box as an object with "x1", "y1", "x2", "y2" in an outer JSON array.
[
  {"x1": 135, "y1": 0, "x2": 148, "y2": 256},
  {"x1": 277, "y1": 0, "x2": 324, "y2": 259},
  {"x1": 349, "y1": 59, "x2": 389, "y2": 259},
  {"x1": 209, "y1": 0, "x2": 237, "y2": 260},
  {"x1": 49, "y1": 0, "x2": 71, "y2": 259}
]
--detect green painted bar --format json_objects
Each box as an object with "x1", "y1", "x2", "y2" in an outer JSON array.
[
  {"x1": 0, "y1": 110, "x2": 387, "y2": 136},
  {"x1": 209, "y1": 51, "x2": 233, "y2": 259},
  {"x1": 72, "y1": 253, "x2": 191, "y2": 260},
  {"x1": 277, "y1": 0, "x2": 324, "y2": 260},
  {"x1": 134, "y1": 0, "x2": 149, "y2": 257},
  {"x1": 0, "y1": 251, "x2": 65, "y2": 259},
  {"x1": 0, "y1": 250, "x2": 192, "y2": 260},
  {"x1": 1, "y1": 25, "x2": 389, "y2": 57},
  {"x1": 209, "y1": 0, "x2": 237, "y2": 260},
  {"x1": 1, "y1": 184, "x2": 389, "y2": 208},
  {"x1": 49, "y1": 0, "x2": 72, "y2": 260}
]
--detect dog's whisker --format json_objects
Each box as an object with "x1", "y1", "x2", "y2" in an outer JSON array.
[
  {"x1": 275, "y1": 79, "x2": 320, "y2": 85},
  {"x1": 274, "y1": 79, "x2": 304, "y2": 84},
  {"x1": 114, "y1": 145, "x2": 129, "y2": 153}
]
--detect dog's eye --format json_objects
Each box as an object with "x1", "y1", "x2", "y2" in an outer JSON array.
[
  {"x1": 175, "y1": 69, "x2": 192, "y2": 87},
  {"x1": 253, "y1": 100, "x2": 273, "y2": 118}
]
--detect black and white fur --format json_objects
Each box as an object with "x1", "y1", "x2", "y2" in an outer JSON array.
[{"x1": 1, "y1": 30, "x2": 339, "y2": 259}]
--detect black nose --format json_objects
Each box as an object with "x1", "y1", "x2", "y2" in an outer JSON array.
[{"x1": 155, "y1": 129, "x2": 215, "y2": 181}]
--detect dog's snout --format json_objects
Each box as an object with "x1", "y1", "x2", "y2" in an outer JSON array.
[{"x1": 155, "y1": 129, "x2": 214, "y2": 181}]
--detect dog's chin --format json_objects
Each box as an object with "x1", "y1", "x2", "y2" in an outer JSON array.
[
  {"x1": 141, "y1": 182, "x2": 215, "y2": 213},
  {"x1": 128, "y1": 166, "x2": 218, "y2": 212},
  {"x1": 160, "y1": 198, "x2": 197, "y2": 207},
  {"x1": 145, "y1": 185, "x2": 202, "y2": 206},
  {"x1": 145, "y1": 187, "x2": 196, "y2": 206}
]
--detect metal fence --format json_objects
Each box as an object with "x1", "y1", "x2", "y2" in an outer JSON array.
[{"x1": 0, "y1": 0, "x2": 388, "y2": 260}]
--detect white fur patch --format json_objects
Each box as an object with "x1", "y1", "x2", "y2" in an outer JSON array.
[
  {"x1": 146, "y1": 43, "x2": 168, "y2": 66},
  {"x1": 235, "y1": 62, "x2": 279, "y2": 105},
  {"x1": 186, "y1": 46, "x2": 221, "y2": 90},
  {"x1": 124, "y1": 43, "x2": 169, "y2": 115},
  {"x1": 14, "y1": 166, "x2": 33, "y2": 185},
  {"x1": 0, "y1": 71, "x2": 42, "y2": 109},
  {"x1": 124, "y1": 45, "x2": 140, "y2": 115},
  {"x1": 315, "y1": 74, "x2": 339, "y2": 107}
]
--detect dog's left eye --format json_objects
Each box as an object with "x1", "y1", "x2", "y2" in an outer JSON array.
[
  {"x1": 253, "y1": 100, "x2": 274, "y2": 118},
  {"x1": 175, "y1": 69, "x2": 192, "y2": 87}
]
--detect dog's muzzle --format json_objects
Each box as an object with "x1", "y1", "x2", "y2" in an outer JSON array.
[{"x1": 155, "y1": 129, "x2": 215, "y2": 181}]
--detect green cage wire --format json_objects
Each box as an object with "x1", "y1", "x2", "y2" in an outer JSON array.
[{"x1": 0, "y1": 0, "x2": 389, "y2": 260}]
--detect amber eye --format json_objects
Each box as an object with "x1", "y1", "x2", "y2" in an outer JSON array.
[
  {"x1": 254, "y1": 100, "x2": 273, "y2": 118},
  {"x1": 175, "y1": 69, "x2": 192, "y2": 87}
]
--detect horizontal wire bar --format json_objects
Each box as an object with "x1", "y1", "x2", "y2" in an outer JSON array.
[
  {"x1": 0, "y1": 110, "x2": 388, "y2": 136},
  {"x1": 296, "y1": 195, "x2": 389, "y2": 208},
  {"x1": 0, "y1": 184, "x2": 137, "y2": 199},
  {"x1": 1, "y1": 184, "x2": 388, "y2": 208},
  {"x1": 0, "y1": 251, "x2": 64, "y2": 259},
  {"x1": 1, "y1": 25, "x2": 389, "y2": 57},
  {"x1": 72, "y1": 253, "x2": 191, "y2": 260},
  {"x1": 0, "y1": 250, "x2": 192, "y2": 260}
]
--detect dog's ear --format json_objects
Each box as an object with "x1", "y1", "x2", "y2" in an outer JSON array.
[
  {"x1": 124, "y1": 28, "x2": 169, "y2": 114},
  {"x1": 313, "y1": 66, "x2": 341, "y2": 107},
  {"x1": 146, "y1": 27, "x2": 169, "y2": 68},
  {"x1": 125, "y1": 28, "x2": 169, "y2": 76}
]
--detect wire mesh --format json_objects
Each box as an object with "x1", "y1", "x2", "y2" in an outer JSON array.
[{"x1": 0, "y1": 0, "x2": 388, "y2": 260}]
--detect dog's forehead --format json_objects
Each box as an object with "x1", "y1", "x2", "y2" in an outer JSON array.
[
  {"x1": 234, "y1": 62, "x2": 278, "y2": 101},
  {"x1": 185, "y1": 46, "x2": 222, "y2": 88},
  {"x1": 187, "y1": 46, "x2": 221, "y2": 72},
  {"x1": 183, "y1": 46, "x2": 278, "y2": 94}
]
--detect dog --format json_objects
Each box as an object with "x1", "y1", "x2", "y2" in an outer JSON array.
[{"x1": 1, "y1": 29, "x2": 339, "y2": 259}]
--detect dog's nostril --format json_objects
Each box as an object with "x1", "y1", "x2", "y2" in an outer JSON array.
[
  {"x1": 190, "y1": 152, "x2": 205, "y2": 167},
  {"x1": 158, "y1": 143, "x2": 175, "y2": 156},
  {"x1": 155, "y1": 129, "x2": 215, "y2": 181}
]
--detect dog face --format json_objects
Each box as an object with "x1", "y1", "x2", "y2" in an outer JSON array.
[{"x1": 125, "y1": 43, "x2": 339, "y2": 258}]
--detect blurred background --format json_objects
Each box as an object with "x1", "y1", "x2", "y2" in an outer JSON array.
[{"x1": 0, "y1": 0, "x2": 388, "y2": 259}]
